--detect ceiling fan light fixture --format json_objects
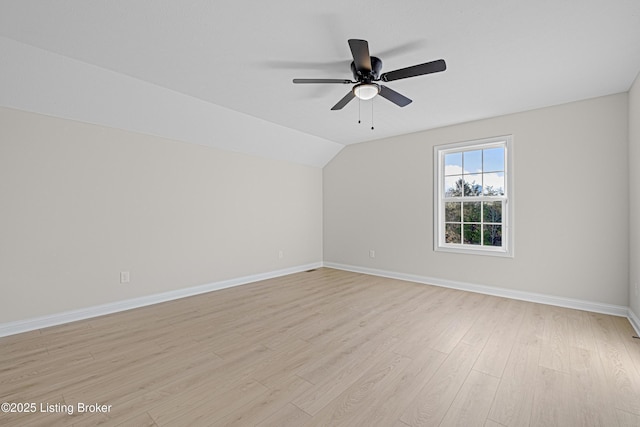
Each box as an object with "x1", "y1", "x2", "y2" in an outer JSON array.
[{"x1": 353, "y1": 83, "x2": 379, "y2": 100}]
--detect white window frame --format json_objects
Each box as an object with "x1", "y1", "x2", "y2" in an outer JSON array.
[{"x1": 434, "y1": 135, "x2": 514, "y2": 257}]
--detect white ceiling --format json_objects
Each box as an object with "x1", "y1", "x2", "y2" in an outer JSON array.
[{"x1": 1, "y1": 1, "x2": 640, "y2": 160}]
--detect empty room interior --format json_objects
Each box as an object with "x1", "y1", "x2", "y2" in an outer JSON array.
[{"x1": 2, "y1": 1, "x2": 640, "y2": 426}]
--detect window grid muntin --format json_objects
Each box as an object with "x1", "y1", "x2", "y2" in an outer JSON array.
[
  {"x1": 443, "y1": 143, "x2": 506, "y2": 198},
  {"x1": 442, "y1": 198, "x2": 504, "y2": 247}
]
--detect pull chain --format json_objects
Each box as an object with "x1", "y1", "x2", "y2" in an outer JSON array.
[
  {"x1": 355, "y1": 96, "x2": 375, "y2": 130},
  {"x1": 371, "y1": 97, "x2": 374, "y2": 130}
]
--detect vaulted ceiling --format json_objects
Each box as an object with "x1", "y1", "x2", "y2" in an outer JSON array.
[{"x1": 1, "y1": 1, "x2": 639, "y2": 166}]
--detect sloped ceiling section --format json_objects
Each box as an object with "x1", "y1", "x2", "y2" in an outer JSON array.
[
  {"x1": 0, "y1": 37, "x2": 342, "y2": 167},
  {"x1": 1, "y1": 1, "x2": 639, "y2": 167}
]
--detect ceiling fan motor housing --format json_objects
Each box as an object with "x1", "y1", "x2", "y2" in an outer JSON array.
[{"x1": 351, "y1": 56, "x2": 383, "y2": 82}]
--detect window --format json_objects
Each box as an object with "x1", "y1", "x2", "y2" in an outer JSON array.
[{"x1": 434, "y1": 135, "x2": 513, "y2": 257}]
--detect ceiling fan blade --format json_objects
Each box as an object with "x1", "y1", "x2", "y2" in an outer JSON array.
[
  {"x1": 331, "y1": 91, "x2": 356, "y2": 110},
  {"x1": 293, "y1": 78, "x2": 353, "y2": 84},
  {"x1": 379, "y1": 85, "x2": 412, "y2": 107},
  {"x1": 348, "y1": 39, "x2": 372, "y2": 74},
  {"x1": 380, "y1": 59, "x2": 446, "y2": 82}
]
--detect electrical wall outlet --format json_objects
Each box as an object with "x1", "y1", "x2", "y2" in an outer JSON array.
[
  {"x1": 120, "y1": 271, "x2": 130, "y2": 284},
  {"x1": 635, "y1": 282, "x2": 639, "y2": 297},
  {"x1": 278, "y1": 250, "x2": 284, "y2": 259},
  {"x1": 369, "y1": 249, "x2": 375, "y2": 258}
]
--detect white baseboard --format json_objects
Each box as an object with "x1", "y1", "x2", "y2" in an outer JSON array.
[
  {"x1": 0, "y1": 262, "x2": 322, "y2": 338},
  {"x1": 324, "y1": 262, "x2": 630, "y2": 318},
  {"x1": 628, "y1": 308, "x2": 640, "y2": 336},
  {"x1": 2, "y1": 261, "x2": 636, "y2": 339}
]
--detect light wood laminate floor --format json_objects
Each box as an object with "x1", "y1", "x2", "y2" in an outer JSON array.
[{"x1": 1, "y1": 268, "x2": 640, "y2": 426}]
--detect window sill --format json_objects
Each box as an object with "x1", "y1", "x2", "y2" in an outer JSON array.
[{"x1": 435, "y1": 244, "x2": 514, "y2": 258}]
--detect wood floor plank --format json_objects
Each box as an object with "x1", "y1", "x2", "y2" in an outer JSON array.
[
  {"x1": 427, "y1": 292, "x2": 490, "y2": 354},
  {"x1": 487, "y1": 303, "x2": 543, "y2": 427},
  {"x1": 64, "y1": 343, "x2": 222, "y2": 408},
  {"x1": 0, "y1": 268, "x2": 638, "y2": 426},
  {"x1": 68, "y1": 362, "x2": 226, "y2": 425},
  {"x1": 460, "y1": 296, "x2": 510, "y2": 349},
  {"x1": 392, "y1": 289, "x2": 468, "y2": 358},
  {"x1": 300, "y1": 351, "x2": 412, "y2": 426},
  {"x1": 204, "y1": 375, "x2": 312, "y2": 426},
  {"x1": 568, "y1": 345, "x2": 619, "y2": 426},
  {"x1": 589, "y1": 312, "x2": 640, "y2": 416},
  {"x1": 297, "y1": 326, "x2": 399, "y2": 385},
  {"x1": 254, "y1": 403, "x2": 312, "y2": 427},
  {"x1": 538, "y1": 305, "x2": 573, "y2": 374},
  {"x1": 399, "y1": 341, "x2": 483, "y2": 426},
  {"x1": 150, "y1": 378, "x2": 267, "y2": 426},
  {"x1": 611, "y1": 316, "x2": 640, "y2": 378},
  {"x1": 616, "y1": 409, "x2": 640, "y2": 426},
  {"x1": 530, "y1": 366, "x2": 574, "y2": 426},
  {"x1": 291, "y1": 331, "x2": 400, "y2": 415},
  {"x1": 356, "y1": 346, "x2": 447, "y2": 426},
  {"x1": 472, "y1": 298, "x2": 526, "y2": 378},
  {"x1": 114, "y1": 411, "x2": 157, "y2": 427},
  {"x1": 439, "y1": 369, "x2": 500, "y2": 427},
  {"x1": 568, "y1": 309, "x2": 600, "y2": 352},
  {"x1": 243, "y1": 338, "x2": 316, "y2": 388}
]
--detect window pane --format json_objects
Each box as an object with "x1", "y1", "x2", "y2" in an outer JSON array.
[
  {"x1": 445, "y1": 202, "x2": 461, "y2": 222},
  {"x1": 483, "y1": 172, "x2": 504, "y2": 195},
  {"x1": 463, "y1": 224, "x2": 481, "y2": 245},
  {"x1": 483, "y1": 147, "x2": 504, "y2": 172},
  {"x1": 445, "y1": 175, "x2": 464, "y2": 197},
  {"x1": 483, "y1": 201, "x2": 502, "y2": 223},
  {"x1": 445, "y1": 224, "x2": 461, "y2": 243},
  {"x1": 463, "y1": 174, "x2": 482, "y2": 196},
  {"x1": 444, "y1": 152, "x2": 462, "y2": 176},
  {"x1": 463, "y1": 150, "x2": 482, "y2": 173},
  {"x1": 463, "y1": 202, "x2": 481, "y2": 222},
  {"x1": 483, "y1": 225, "x2": 502, "y2": 246}
]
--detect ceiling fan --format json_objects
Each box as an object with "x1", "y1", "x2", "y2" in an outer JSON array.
[{"x1": 293, "y1": 39, "x2": 446, "y2": 110}]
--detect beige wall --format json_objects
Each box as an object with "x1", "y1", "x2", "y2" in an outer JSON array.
[
  {"x1": 324, "y1": 93, "x2": 629, "y2": 306},
  {"x1": 0, "y1": 107, "x2": 323, "y2": 323},
  {"x1": 2, "y1": 89, "x2": 635, "y2": 326},
  {"x1": 630, "y1": 73, "x2": 640, "y2": 317}
]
